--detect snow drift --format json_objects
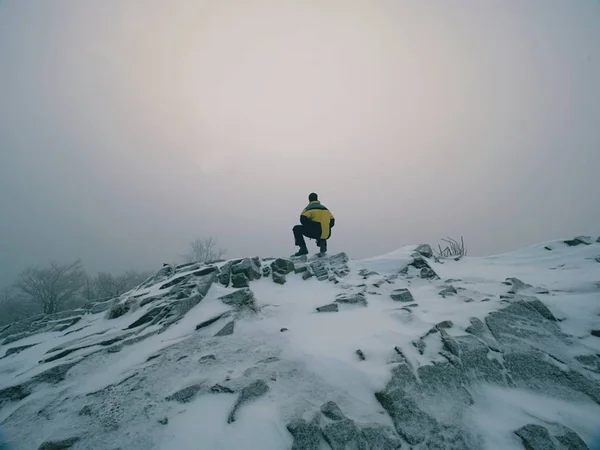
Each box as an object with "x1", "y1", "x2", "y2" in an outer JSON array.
[{"x1": 1, "y1": 237, "x2": 600, "y2": 449}]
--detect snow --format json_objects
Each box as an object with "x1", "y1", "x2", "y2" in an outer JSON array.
[{"x1": 1, "y1": 237, "x2": 600, "y2": 449}]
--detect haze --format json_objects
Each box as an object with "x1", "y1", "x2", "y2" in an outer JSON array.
[{"x1": 1, "y1": 0, "x2": 599, "y2": 287}]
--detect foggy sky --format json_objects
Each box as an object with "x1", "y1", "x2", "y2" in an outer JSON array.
[{"x1": 1, "y1": 0, "x2": 599, "y2": 287}]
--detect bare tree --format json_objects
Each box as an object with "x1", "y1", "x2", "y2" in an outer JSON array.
[
  {"x1": 0, "y1": 286, "x2": 40, "y2": 326},
  {"x1": 186, "y1": 237, "x2": 226, "y2": 263},
  {"x1": 15, "y1": 260, "x2": 86, "y2": 314},
  {"x1": 94, "y1": 270, "x2": 152, "y2": 299}
]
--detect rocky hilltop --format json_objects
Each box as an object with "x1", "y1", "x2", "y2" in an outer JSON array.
[{"x1": 1, "y1": 237, "x2": 600, "y2": 450}]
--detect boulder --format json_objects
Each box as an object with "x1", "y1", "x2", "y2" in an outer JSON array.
[
  {"x1": 271, "y1": 258, "x2": 295, "y2": 275},
  {"x1": 564, "y1": 236, "x2": 592, "y2": 246},
  {"x1": 390, "y1": 289, "x2": 414, "y2": 303},
  {"x1": 231, "y1": 258, "x2": 261, "y2": 281},
  {"x1": 317, "y1": 304, "x2": 339, "y2": 313},
  {"x1": 302, "y1": 271, "x2": 314, "y2": 280},
  {"x1": 272, "y1": 272, "x2": 286, "y2": 285},
  {"x1": 199, "y1": 354, "x2": 216, "y2": 363},
  {"x1": 360, "y1": 426, "x2": 402, "y2": 450},
  {"x1": 231, "y1": 272, "x2": 249, "y2": 288},
  {"x1": 4, "y1": 343, "x2": 38, "y2": 357},
  {"x1": 335, "y1": 292, "x2": 367, "y2": 306},
  {"x1": 218, "y1": 261, "x2": 233, "y2": 286},
  {"x1": 420, "y1": 267, "x2": 437, "y2": 279},
  {"x1": 195, "y1": 312, "x2": 230, "y2": 331},
  {"x1": 219, "y1": 288, "x2": 258, "y2": 312},
  {"x1": 415, "y1": 244, "x2": 434, "y2": 258},
  {"x1": 165, "y1": 384, "x2": 205, "y2": 403},
  {"x1": 287, "y1": 415, "x2": 321, "y2": 450},
  {"x1": 321, "y1": 401, "x2": 346, "y2": 420},
  {"x1": 214, "y1": 321, "x2": 235, "y2": 337},
  {"x1": 227, "y1": 380, "x2": 269, "y2": 423},
  {"x1": 439, "y1": 286, "x2": 458, "y2": 297},
  {"x1": 107, "y1": 302, "x2": 131, "y2": 319},
  {"x1": 126, "y1": 306, "x2": 166, "y2": 329},
  {"x1": 37, "y1": 437, "x2": 81, "y2": 450},
  {"x1": 322, "y1": 418, "x2": 367, "y2": 450},
  {"x1": 514, "y1": 424, "x2": 559, "y2": 450}
]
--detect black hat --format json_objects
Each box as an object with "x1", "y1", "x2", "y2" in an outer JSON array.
[{"x1": 308, "y1": 193, "x2": 318, "y2": 202}]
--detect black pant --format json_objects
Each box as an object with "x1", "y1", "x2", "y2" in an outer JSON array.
[{"x1": 293, "y1": 224, "x2": 323, "y2": 249}]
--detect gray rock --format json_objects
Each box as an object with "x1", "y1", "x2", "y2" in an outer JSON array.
[
  {"x1": 554, "y1": 426, "x2": 589, "y2": 450},
  {"x1": 165, "y1": 383, "x2": 205, "y2": 403},
  {"x1": 107, "y1": 302, "x2": 131, "y2": 319},
  {"x1": 375, "y1": 390, "x2": 437, "y2": 445},
  {"x1": 321, "y1": 401, "x2": 346, "y2": 420},
  {"x1": 420, "y1": 267, "x2": 437, "y2": 279},
  {"x1": 262, "y1": 266, "x2": 271, "y2": 277},
  {"x1": 287, "y1": 415, "x2": 321, "y2": 450},
  {"x1": 410, "y1": 254, "x2": 429, "y2": 269},
  {"x1": 302, "y1": 271, "x2": 314, "y2": 280},
  {"x1": 158, "y1": 417, "x2": 169, "y2": 425},
  {"x1": 412, "y1": 339, "x2": 426, "y2": 355},
  {"x1": 523, "y1": 297, "x2": 557, "y2": 321},
  {"x1": 436, "y1": 320, "x2": 453, "y2": 330},
  {"x1": 322, "y1": 418, "x2": 367, "y2": 450},
  {"x1": 219, "y1": 288, "x2": 258, "y2": 312},
  {"x1": 192, "y1": 266, "x2": 218, "y2": 277},
  {"x1": 575, "y1": 354, "x2": 600, "y2": 372},
  {"x1": 504, "y1": 351, "x2": 600, "y2": 404},
  {"x1": 159, "y1": 274, "x2": 191, "y2": 290},
  {"x1": 329, "y1": 252, "x2": 349, "y2": 266},
  {"x1": 514, "y1": 424, "x2": 559, "y2": 450},
  {"x1": 195, "y1": 312, "x2": 230, "y2": 331},
  {"x1": 214, "y1": 321, "x2": 235, "y2": 337},
  {"x1": 390, "y1": 288, "x2": 414, "y2": 303},
  {"x1": 126, "y1": 306, "x2": 166, "y2": 329},
  {"x1": 591, "y1": 330, "x2": 600, "y2": 338},
  {"x1": 294, "y1": 264, "x2": 308, "y2": 274},
  {"x1": 231, "y1": 272, "x2": 249, "y2": 288},
  {"x1": 4, "y1": 343, "x2": 38, "y2": 357},
  {"x1": 0, "y1": 383, "x2": 31, "y2": 408},
  {"x1": 271, "y1": 258, "x2": 295, "y2": 275},
  {"x1": 335, "y1": 292, "x2": 367, "y2": 306},
  {"x1": 38, "y1": 437, "x2": 81, "y2": 450},
  {"x1": 360, "y1": 426, "x2": 402, "y2": 450},
  {"x1": 199, "y1": 354, "x2": 216, "y2": 363},
  {"x1": 485, "y1": 301, "x2": 568, "y2": 353},
  {"x1": 78, "y1": 405, "x2": 93, "y2": 416},
  {"x1": 227, "y1": 380, "x2": 269, "y2": 423},
  {"x1": 564, "y1": 236, "x2": 592, "y2": 246},
  {"x1": 415, "y1": 244, "x2": 434, "y2": 258},
  {"x1": 317, "y1": 304, "x2": 339, "y2": 313},
  {"x1": 374, "y1": 363, "x2": 439, "y2": 445},
  {"x1": 439, "y1": 286, "x2": 458, "y2": 297},
  {"x1": 231, "y1": 258, "x2": 261, "y2": 281},
  {"x1": 443, "y1": 333, "x2": 505, "y2": 384},
  {"x1": 210, "y1": 384, "x2": 235, "y2": 394},
  {"x1": 32, "y1": 361, "x2": 79, "y2": 385},
  {"x1": 356, "y1": 349, "x2": 366, "y2": 361},
  {"x1": 218, "y1": 261, "x2": 233, "y2": 286},
  {"x1": 272, "y1": 272, "x2": 286, "y2": 285}
]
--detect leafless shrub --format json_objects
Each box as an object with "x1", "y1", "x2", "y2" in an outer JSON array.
[{"x1": 435, "y1": 237, "x2": 467, "y2": 258}]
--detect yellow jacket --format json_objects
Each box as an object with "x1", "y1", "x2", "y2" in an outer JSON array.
[{"x1": 300, "y1": 201, "x2": 335, "y2": 240}]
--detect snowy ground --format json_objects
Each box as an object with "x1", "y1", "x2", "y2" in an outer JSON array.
[{"x1": 1, "y1": 237, "x2": 599, "y2": 449}]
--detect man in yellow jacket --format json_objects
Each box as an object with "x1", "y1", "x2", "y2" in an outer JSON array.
[{"x1": 293, "y1": 193, "x2": 335, "y2": 257}]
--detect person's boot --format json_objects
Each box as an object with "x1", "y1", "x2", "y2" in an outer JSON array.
[
  {"x1": 318, "y1": 240, "x2": 327, "y2": 256},
  {"x1": 293, "y1": 247, "x2": 308, "y2": 257}
]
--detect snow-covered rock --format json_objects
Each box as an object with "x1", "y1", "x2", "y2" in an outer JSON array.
[{"x1": 1, "y1": 241, "x2": 600, "y2": 450}]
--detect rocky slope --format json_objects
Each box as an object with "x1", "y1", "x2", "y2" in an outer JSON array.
[{"x1": 1, "y1": 237, "x2": 599, "y2": 450}]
